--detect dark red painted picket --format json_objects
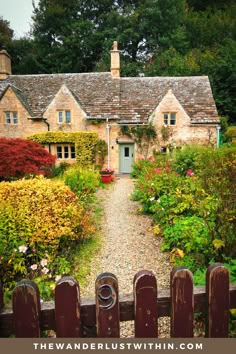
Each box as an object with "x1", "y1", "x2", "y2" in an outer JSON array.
[
  {"x1": 0, "y1": 282, "x2": 3, "y2": 312},
  {"x1": 170, "y1": 267, "x2": 194, "y2": 338},
  {"x1": 206, "y1": 263, "x2": 230, "y2": 337},
  {"x1": 134, "y1": 270, "x2": 158, "y2": 337},
  {"x1": 55, "y1": 276, "x2": 81, "y2": 337},
  {"x1": 12, "y1": 280, "x2": 41, "y2": 337},
  {"x1": 95, "y1": 273, "x2": 120, "y2": 338},
  {"x1": 0, "y1": 264, "x2": 236, "y2": 338}
]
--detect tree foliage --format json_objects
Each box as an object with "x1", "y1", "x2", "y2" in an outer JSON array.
[
  {"x1": 1, "y1": 0, "x2": 235, "y2": 122},
  {"x1": 0, "y1": 138, "x2": 56, "y2": 180},
  {"x1": 0, "y1": 16, "x2": 13, "y2": 49}
]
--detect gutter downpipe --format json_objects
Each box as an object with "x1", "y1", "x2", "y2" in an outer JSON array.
[
  {"x1": 216, "y1": 125, "x2": 221, "y2": 148},
  {"x1": 43, "y1": 118, "x2": 51, "y2": 153},
  {"x1": 106, "y1": 118, "x2": 110, "y2": 169}
]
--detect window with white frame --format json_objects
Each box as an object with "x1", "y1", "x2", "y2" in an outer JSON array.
[
  {"x1": 163, "y1": 112, "x2": 176, "y2": 126},
  {"x1": 56, "y1": 145, "x2": 75, "y2": 159},
  {"x1": 5, "y1": 111, "x2": 18, "y2": 124},
  {"x1": 57, "y1": 110, "x2": 71, "y2": 124}
]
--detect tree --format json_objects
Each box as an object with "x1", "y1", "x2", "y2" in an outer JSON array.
[
  {"x1": 0, "y1": 138, "x2": 56, "y2": 180},
  {"x1": 0, "y1": 16, "x2": 14, "y2": 49},
  {"x1": 31, "y1": 0, "x2": 118, "y2": 73}
]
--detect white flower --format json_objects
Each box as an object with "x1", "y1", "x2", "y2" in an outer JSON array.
[
  {"x1": 41, "y1": 267, "x2": 49, "y2": 274},
  {"x1": 40, "y1": 259, "x2": 48, "y2": 267},
  {"x1": 18, "y1": 245, "x2": 28, "y2": 253},
  {"x1": 30, "y1": 264, "x2": 38, "y2": 271},
  {"x1": 149, "y1": 197, "x2": 155, "y2": 201},
  {"x1": 55, "y1": 275, "x2": 62, "y2": 282}
]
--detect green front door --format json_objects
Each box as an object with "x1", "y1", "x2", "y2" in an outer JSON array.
[{"x1": 119, "y1": 144, "x2": 134, "y2": 173}]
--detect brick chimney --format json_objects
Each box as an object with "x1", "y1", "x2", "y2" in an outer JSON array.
[
  {"x1": 110, "y1": 41, "x2": 120, "y2": 78},
  {"x1": 0, "y1": 49, "x2": 12, "y2": 80}
]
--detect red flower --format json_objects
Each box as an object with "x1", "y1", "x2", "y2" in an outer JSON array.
[
  {"x1": 148, "y1": 189, "x2": 153, "y2": 193},
  {"x1": 186, "y1": 169, "x2": 194, "y2": 176}
]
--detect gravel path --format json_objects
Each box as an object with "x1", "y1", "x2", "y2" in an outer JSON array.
[{"x1": 80, "y1": 175, "x2": 171, "y2": 337}]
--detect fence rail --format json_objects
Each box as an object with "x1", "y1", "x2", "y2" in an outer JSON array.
[{"x1": 0, "y1": 263, "x2": 236, "y2": 338}]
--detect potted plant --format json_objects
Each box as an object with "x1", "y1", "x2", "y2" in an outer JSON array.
[{"x1": 100, "y1": 167, "x2": 114, "y2": 183}]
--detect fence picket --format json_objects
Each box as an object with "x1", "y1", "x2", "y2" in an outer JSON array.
[
  {"x1": 171, "y1": 267, "x2": 194, "y2": 337},
  {"x1": 0, "y1": 263, "x2": 235, "y2": 338},
  {"x1": 55, "y1": 276, "x2": 81, "y2": 337},
  {"x1": 134, "y1": 270, "x2": 158, "y2": 337},
  {"x1": 0, "y1": 281, "x2": 3, "y2": 311},
  {"x1": 206, "y1": 263, "x2": 229, "y2": 337},
  {"x1": 12, "y1": 280, "x2": 41, "y2": 337},
  {"x1": 96, "y1": 273, "x2": 119, "y2": 337}
]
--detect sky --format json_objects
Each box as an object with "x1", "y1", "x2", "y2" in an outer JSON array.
[{"x1": 0, "y1": 0, "x2": 39, "y2": 38}]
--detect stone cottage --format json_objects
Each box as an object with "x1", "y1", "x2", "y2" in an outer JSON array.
[{"x1": 0, "y1": 42, "x2": 220, "y2": 173}]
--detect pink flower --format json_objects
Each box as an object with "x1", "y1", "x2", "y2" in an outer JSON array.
[
  {"x1": 41, "y1": 267, "x2": 49, "y2": 274},
  {"x1": 40, "y1": 259, "x2": 48, "y2": 267},
  {"x1": 30, "y1": 264, "x2": 38, "y2": 271},
  {"x1": 186, "y1": 169, "x2": 194, "y2": 176},
  {"x1": 18, "y1": 245, "x2": 28, "y2": 253}
]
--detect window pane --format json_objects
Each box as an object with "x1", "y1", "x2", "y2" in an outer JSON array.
[
  {"x1": 5, "y1": 112, "x2": 11, "y2": 124},
  {"x1": 71, "y1": 146, "x2": 76, "y2": 159},
  {"x1": 65, "y1": 111, "x2": 71, "y2": 123},
  {"x1": 57, "y1": 146, "x2": 62, "y2": 159},
  {"x1": 170, "y1": 113, "x2": 176, "y2": 125},
  {"x1": 64, "y1": 146, "x2": 69, "y2": 158},
  {"x1": 58, "y1": 111, "x2": 63, "y2": 123},
  {"x1": 13, "y1": 112, "x2": 18, "y2": 124},
  {"x1": 124, "y1": 147, "x2": 129, "y2": 157},
  {"x1": 163, "y1": 113, "x2": 168, "y2": 125}
]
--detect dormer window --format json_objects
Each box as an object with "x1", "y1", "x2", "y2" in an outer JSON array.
[
  {"x1": 163, "y1": 112, "x2": 176, "y2": 126},
  {"x1": 5, "y1": 111, "x2": 18, "y2": 124},
  {"x1": 58, "y1": 110, "x2": 71, "y2": 124}
]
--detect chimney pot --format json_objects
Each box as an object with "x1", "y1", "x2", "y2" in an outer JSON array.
[
  {"x1": 0, "y1": 49, "x2": 12, "y2": 80},
  {"x1": 110, "y1": 41, "x2": 120, "y2": 78}
]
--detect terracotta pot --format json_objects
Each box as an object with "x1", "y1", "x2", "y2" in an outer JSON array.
[{"x1": 101, "y1": 174, "x2": 112, "y2": 183}]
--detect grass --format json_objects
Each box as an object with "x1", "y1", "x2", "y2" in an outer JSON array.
[{"x1": 71, "y1": 200, "x2": 104, "y2": 288}]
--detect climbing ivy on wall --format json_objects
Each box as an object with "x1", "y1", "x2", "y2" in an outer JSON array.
[
  {"x1": 120, "y1": 123, "x2": 158, "y2": 158},
  {"x1": 28, "y1": 131, "x2": 103, "y2": 166}
]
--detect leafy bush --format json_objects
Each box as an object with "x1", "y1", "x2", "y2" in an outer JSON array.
[
  {"x1": 131, "y1": 158, "x2": 154, "y2": 178},
  {"x1": 62, "y1": 165, "x2": 100, "y2": 203},
  {"x1": 0, "y1": 176, "x2": 95, "y2": 296},
  {"x1": 132, "y1": 146, "x2": 236, "y2": 272},
  {"x1": 0, "y1": 138, "x2": 56, "y2": 180},
  {"x1": 171, "y1": 146, "x2": 208, "y2": 175},
  {"x1": 197, "y1": 146, "x2": 236, "y2": 257},
  {"x1": 52, "y1": 162, "x2": 70, "y2": 176}
]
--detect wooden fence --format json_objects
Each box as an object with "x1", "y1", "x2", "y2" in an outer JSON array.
[{"x1": 0, "y1": 263, "x2": 236, "y2": 338}]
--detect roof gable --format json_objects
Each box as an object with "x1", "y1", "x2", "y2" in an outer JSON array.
[
  {"x1": 44, "y1": 84, "x2": 87, "y2": 117},
  {"x1": 149, "y1": 88, "x2": 190, "y2": 123},
  {"x1": 0, "y1": 84, "x2": 32, "y2": 115}
]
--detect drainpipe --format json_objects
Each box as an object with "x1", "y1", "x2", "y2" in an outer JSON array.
[
  {"x1": 106, "y1": 118, "x2": 110, "y2": 168},
  {"x1": 216, "y1": 125, "x2": 221, "y2": 148},
  {"x1": 43, "y1": 118, "x2": 51, "y2": 153}
]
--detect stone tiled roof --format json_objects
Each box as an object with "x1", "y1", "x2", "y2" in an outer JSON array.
[
  {"x1": 119, "y1": 76, "x2": 219, "y2": 123},
  {"x1": 0, "y1": 73, "x2": 219, "y2": 123}
]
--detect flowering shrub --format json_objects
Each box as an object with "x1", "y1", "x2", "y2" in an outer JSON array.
[
  {"x1": 0, "y1": 176, "x2": 95, "y2": 297},
  {"x1": 63, "y1": 165, "x2": 100, "y2": 203},
  {"x1": 132, "y1": 147, "x2": 236, "y2": 272},
  {"x1": 99, "y1": 167, "x2": 114, "y2": 175}
]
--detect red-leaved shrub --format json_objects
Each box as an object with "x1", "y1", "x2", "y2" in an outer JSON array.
[{"x1": 0, "y1": 138, "x2": 56, "y2": 180}]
